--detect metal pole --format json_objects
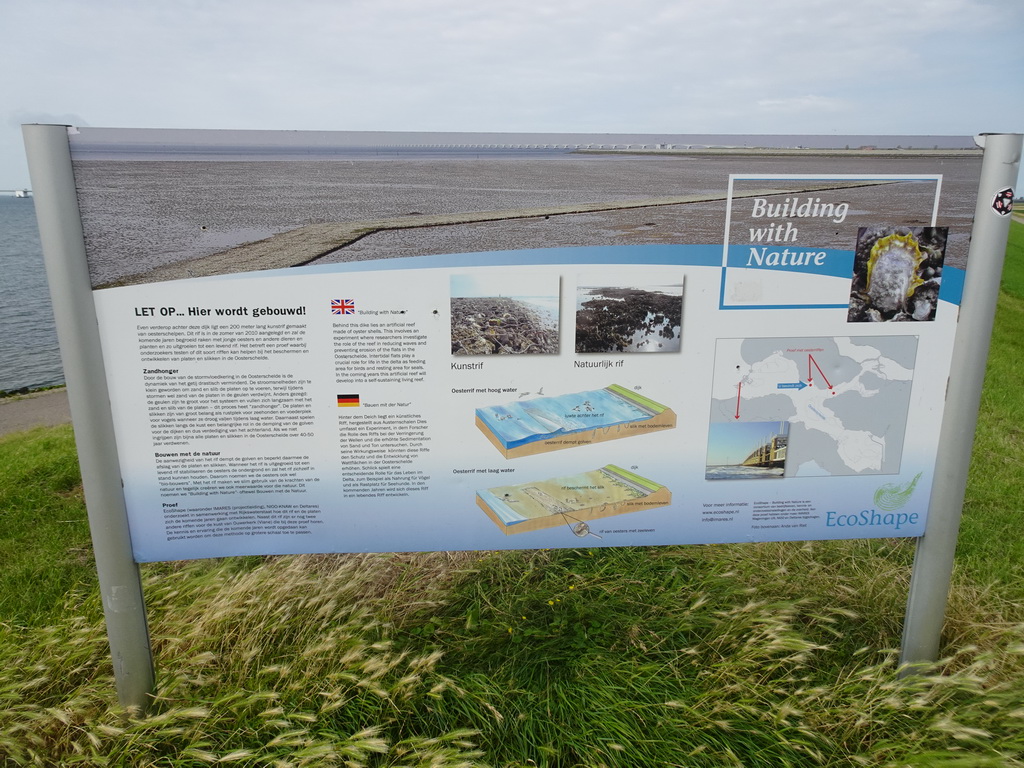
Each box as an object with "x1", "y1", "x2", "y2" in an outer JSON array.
[
  {"x1": 22, "y1": 124, "x2": 155, "y2": 711},
  {"x1": 900, "y1": 133, "x2": 1023, "y2": 671}
]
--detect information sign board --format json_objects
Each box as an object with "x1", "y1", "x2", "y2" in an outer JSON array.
[{"x1": 62, "y1": 129, "x2": 988, "y2": 562}]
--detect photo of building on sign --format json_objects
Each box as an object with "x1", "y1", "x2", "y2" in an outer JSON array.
[{"x1": 705, "y1": 421, "x2": 790, "y2": 480}]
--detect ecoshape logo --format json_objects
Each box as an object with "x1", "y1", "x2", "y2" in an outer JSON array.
[
  {"x1": 826, "y1": 509, "x2": 920, "y2": 531},
  {"x1": 825, "y1": 473, "x2": 923, "y2": 531}
]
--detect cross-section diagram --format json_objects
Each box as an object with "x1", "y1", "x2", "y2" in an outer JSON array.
[
  {"x1": 476, "y1": 384, "x2": 676, "y2": 459},
  {"x1": 477, "y1": 464, "x2": 671, "y2": 535}
]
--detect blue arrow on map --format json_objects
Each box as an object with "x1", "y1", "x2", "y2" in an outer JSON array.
[{"x1": 777, "y1": 381, "x2": 809, "y2": 391}]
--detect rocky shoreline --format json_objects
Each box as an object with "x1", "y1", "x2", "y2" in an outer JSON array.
[{"x1": 451, "y1": 297, "x2": 558, "y2": 355}]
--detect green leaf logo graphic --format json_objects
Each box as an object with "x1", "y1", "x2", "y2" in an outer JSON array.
[{"x1": 874, "y1": 472, "x2": 922, "y2": 511}]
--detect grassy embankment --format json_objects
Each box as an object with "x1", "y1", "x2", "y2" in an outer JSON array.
[{"x1": 1, "y1": 223, "x2": 1023, "y2": 766}]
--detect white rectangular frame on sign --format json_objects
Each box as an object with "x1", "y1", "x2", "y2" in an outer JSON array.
[
  {"x1": 23, "y1": 125, "x2": 1020, "y2": 708},
  {"x1": 720, "y1": 173, "x2": 944, "y2": 311}
]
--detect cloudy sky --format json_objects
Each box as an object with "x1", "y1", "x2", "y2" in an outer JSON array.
[{"x1": 2, "y1": 0, "x2": 1022, "y2": 188}]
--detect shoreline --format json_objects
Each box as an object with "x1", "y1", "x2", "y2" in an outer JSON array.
[
  {"x1": 0, "y1": 384, "x2": 65, "y2": 399},
  {"x1": 0, "y1": 387, "x2": 71, "y2": 436}
]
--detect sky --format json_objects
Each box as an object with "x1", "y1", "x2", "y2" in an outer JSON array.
[
  {"x1": 451, "y1": 273, "x2": 560, "y2": 299},
  {"x1": 2, "y1": 0, "x2": 1022, "y2": 190}
]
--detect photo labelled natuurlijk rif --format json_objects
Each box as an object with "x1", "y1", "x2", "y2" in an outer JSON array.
[{"x1": 574, "y1": 277, "x2": 684, "y2": 353}]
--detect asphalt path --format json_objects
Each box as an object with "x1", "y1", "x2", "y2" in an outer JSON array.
[{"x1": 0, "y1": 388, "x2": 71, "y2": 437}]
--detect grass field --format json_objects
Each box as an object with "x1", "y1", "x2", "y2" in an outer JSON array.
[{"x1": 1, "y1": 222, "x2": 1023, "y2": 766}]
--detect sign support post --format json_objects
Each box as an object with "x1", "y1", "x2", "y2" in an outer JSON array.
[
  {"x1": 900, "y1": 133, "x2": 1022, "y2": 671},
  {"x1": 22, "y1": 124, "x2": 155, "y2": 711}
]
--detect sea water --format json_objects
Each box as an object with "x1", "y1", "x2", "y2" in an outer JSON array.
[
  {"x1": 705, "y1": 465, "x2": 785, "y2": 480},
  {"x1": 0, "y1": 196, "x2": 63, "y2": 393}
]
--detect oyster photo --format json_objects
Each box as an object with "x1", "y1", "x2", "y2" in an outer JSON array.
[{"x1": 847, "y1": 226, "x2": 948, "y2": 322}]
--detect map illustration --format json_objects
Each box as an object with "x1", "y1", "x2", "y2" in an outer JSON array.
[
  {"x1": 708, "y1": 336, "x2": 918, "y2": 476},
  {"x1": 477, "y1": 464, "x2": 671, "y2": 535}
]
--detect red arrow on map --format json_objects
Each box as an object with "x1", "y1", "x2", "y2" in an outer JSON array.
[
  {"x1": 735, "y1": 381, "x2": 742, "y2": 419},
  {"x1": 807, "y1": 354, "x2": 834, "y2": 392}
]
